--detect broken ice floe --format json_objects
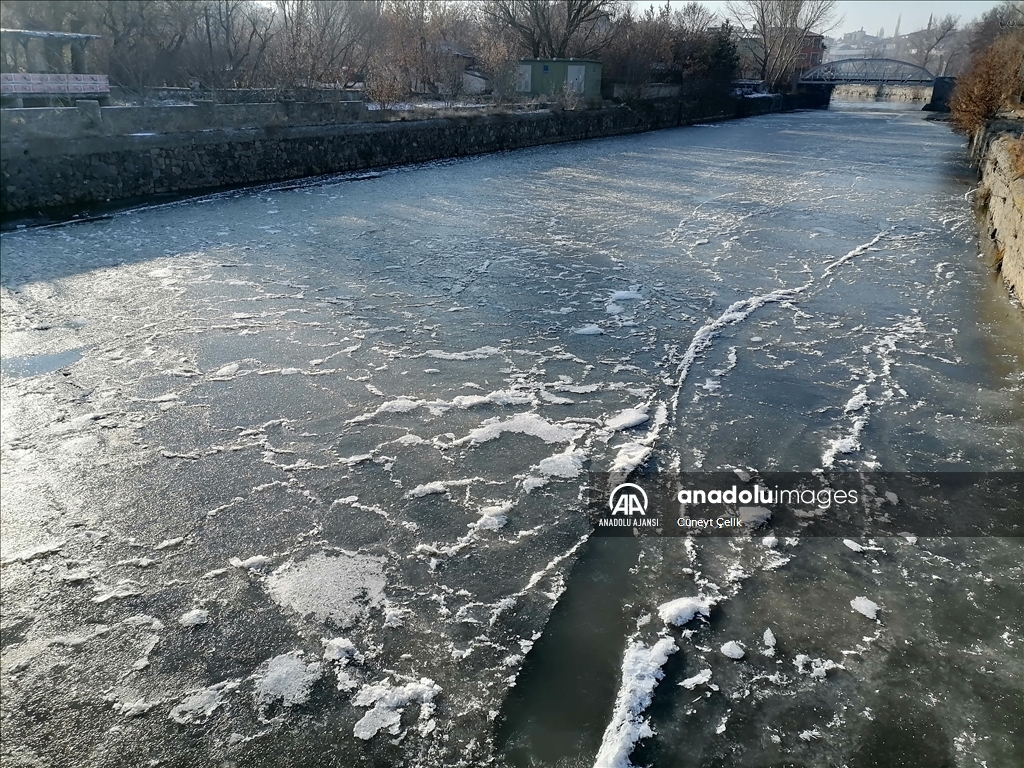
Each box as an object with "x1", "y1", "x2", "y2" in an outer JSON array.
[
  {"x1": 92, "y1": 580, "x2": 143, "y2": 603},
  {"x1": 794, "y1": 654, "x2": 844, "y2": 679},
  {"x1": 720, "y1": 641, "x2": 745, "y2": 660},
  {"x1": 178, "y1": 609, "x2": 209, "y2": 627},
  {"x1": 351, "y1": 678, "x2": 441, "y2": 740},
  {"x1": 843, "y1": 539, "x2": 884, "y2": 553},
  {"x1": 679, "y1": 668, "x2": 713, "y2": 690},
  {"x1": 1, "y1": 541, "x2": 64, "y2": 565},
  {"x1": 535, "y1": 450, "x2": 586, "y2": 479},
  {"x1": 605, "y1": 408, "x2": 650, "y2": 432},
  {"x1": 762, "y1": 628, "x2": 777, "y2": 657},
  {"x1": 230, "y1": 555, "x2": 273, "y2": 571},
  {"x1": 323, "y1": 637, "x2": 362, "y2": 692},
  {"x1": 850, "y1": 596, "x2": 881, "y2": 620},
  {"x1": 405, "y1": 481, "x2": 448, "y2": 498},
  {"x1": 821, "y1": 417, "x2": 866, "y2": 468}
]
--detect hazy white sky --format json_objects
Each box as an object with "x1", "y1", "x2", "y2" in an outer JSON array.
[{"x1": 654, "y1": 1, "x2": 1003, "y2": 36}]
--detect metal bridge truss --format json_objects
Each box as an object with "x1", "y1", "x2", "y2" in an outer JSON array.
[{"x1": 800, "y1": 58, "x2": 936, "y2": 85}]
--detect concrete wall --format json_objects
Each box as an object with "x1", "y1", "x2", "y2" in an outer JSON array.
[
  {"x1": 0, "y1": 97, "x2": 780, "y2": 217},
  {"x1": 108, "y1": 86, "x2": 364, "y2": 105},
  {"x1": 972, "y1": 119, "x2": 1024, "y2": 299}
]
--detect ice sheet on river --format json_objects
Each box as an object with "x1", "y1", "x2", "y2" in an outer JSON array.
[{"x1": 2, "y1": 106, "x2": 1021, "y2": 768}]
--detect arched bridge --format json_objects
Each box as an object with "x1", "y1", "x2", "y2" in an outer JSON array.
[{"x1": 800, "y1": 58, "x2": 936, "y2": 85}]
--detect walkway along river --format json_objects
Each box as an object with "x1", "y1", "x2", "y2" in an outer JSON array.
[{"x1": 1, "y1": 103, "x2": 1021, "y2": 767}]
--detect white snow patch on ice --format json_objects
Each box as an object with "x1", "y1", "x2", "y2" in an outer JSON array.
[
  {"x1": 266, "y1": 552, "x2": 385, "y2": 628},
  {"x1": 459, "y1": 413, "x2": 582, "y2": 445},
  {"x1": 254, "y1": 652, "x2": 322, "y2": 710},
  {"x1": 536, "y1": 450, "x2": 586, "y2": 478},
  {"x1": 606, "y1": 408, "x2": 650, "y2": 431},
  {"x1": 451, "y1": 389, "x2": 534, "y2": 408},
  {"x1": 169, "y1": 680, "x2": 239, "y2": 723},
  {"x1": 822, "y1": 416, "x2": 866, "y2": 468},
  {"x1": 406, "y1": 482, "x2": 448, "y2": 498},
  {"x1": 794, "y1": 654, "x2": 844, "y2": 679},
  {"x1": 573, "y1": 324, "x2": 604, "y2": 335},
  {"x1": 470, "y1": 503, "x2": 512, "y2": 531},
  {"x1": 230, "y1": 555, "x2": 272, "y2": 571},
  {"x1": 657, "y1": 597, "x2": 712, "y2": 627},
  {"x1": 424, "y1": 346, "x2": 501, "y2": 360},
  {"x1": 609, "y1": 290, "x2": 643, "y2": 301},
  {"x1": 593, "y1": 637, "x2": 677, "y2": 768},
  {"x1": 352, "y1": 678, "x2": 441, "y2": 740},
  {"x1": 347, "y1": 397, "x2": 424, "y2": 424},
  {"x1": 609, "y1": 443, "x2": 652, "y2": 476},
  {"x1": 844, "y1": 386, "x2": 871, "y2": 414}
]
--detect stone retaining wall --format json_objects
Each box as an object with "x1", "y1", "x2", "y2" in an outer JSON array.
[
  {"x1": 0, "y1": 99, "x2": 367, "y2": 141},
  {"x1": 0, "y1": 97, "x2": 779, "y2": 217},
  {"x1": 971, "y1": 119, "x2": 1024, "y2": 299},
  {"x1": 832, "y1": 84, "x2": 933, "y2": 101}
]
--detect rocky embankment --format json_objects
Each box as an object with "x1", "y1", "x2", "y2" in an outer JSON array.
[{"x1": 971, "y1": 118, "x2": 1024, "y2": 299}]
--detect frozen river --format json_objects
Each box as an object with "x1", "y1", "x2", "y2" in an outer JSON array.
[{"x1": 1, "y1": 105, "x2": 1022, "y2": 768}]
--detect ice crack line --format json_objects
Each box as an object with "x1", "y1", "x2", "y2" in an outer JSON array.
[{"x1": 666, "y1": 229, "x2": 891, "y2": 419}]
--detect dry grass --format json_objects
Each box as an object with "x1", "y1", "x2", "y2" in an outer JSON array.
[{"x1": 950, "y1": 31, "x2": 1024, "y2": 135}]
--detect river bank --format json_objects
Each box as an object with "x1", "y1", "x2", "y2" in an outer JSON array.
[
  {"x1": 970, "y1": 117, "x2": 1024, "y2": 300},
  {"x1": 1, "y1": 95, "x2": 798, "y2": 222}
]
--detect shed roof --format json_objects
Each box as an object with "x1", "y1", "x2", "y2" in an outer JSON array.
[
  {"x1": 0, "y1": 28, "x2": 102, "y2": 41},
  {"x1": 520, "y1": 58, "x2": 601, "y2": 64}
]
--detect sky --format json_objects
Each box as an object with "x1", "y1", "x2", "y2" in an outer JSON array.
[{"x1": 657, "y1": 1, "x2": 1004, "y2": 37}]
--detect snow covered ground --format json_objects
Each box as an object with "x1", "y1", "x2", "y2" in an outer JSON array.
[{"x1": 1, "y1": 106, "x2": 1021, "y2": 767}]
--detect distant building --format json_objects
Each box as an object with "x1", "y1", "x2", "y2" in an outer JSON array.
[
  {"x1": 794, "y1": 33, "x2": 826, "y2": 77},
  {"x1": 516, "y1": 59, "x2": 602, "y2": 103},
  {"x1": 735, "y1": 36, "x2": 765, "y2": 80}
]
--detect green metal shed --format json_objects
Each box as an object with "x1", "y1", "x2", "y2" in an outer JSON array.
[{"x1": 516, "y1": 59, "x2": 602, "y2": 103}]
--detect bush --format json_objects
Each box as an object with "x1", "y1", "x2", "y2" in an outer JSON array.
[{"x1": 950, "y1": 30, "x2": 1024, "y2": 135}]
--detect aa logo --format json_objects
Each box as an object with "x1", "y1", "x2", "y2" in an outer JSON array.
[{"x1": 609, "y1": 483, "x2": 648, "y2": 516}]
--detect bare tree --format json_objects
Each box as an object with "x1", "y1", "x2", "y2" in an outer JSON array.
[
  {"x1": 726, "y1": 0, "x2": 841, "y2": 90},
  {"x1": 482, "y1": 0, "x2": 619, "y2": 59},
  {"x1": 270, "y1": 0, "x2": 378, "y2": 87},
  {"x1": 674, "y1": 1, "x2": 717, "y2": 35},
  {"x1": 964, "y1": 1, "x2": 1024, "y2": 55},
  {"x1": 602, "y1": 3, "x2": 673, "y2": 97},
  {"x1": 95, "y1": 1, "x2": 203, "y2": 90},
  {"x1": 469, "y1": 6, "x2": 523, "y2": 103},
  {"x1": 190, "y1": 0, "x2": 275, "y2": 88},
  {"x1": 909, "y1": 13, "x2": 958, "y2": 73}
]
